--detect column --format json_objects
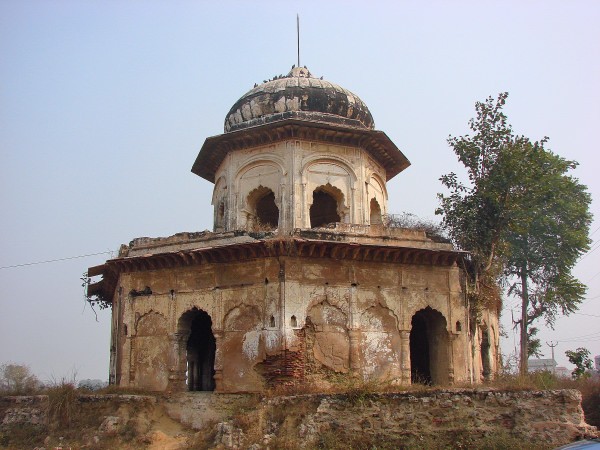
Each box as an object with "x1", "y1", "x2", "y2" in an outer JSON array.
[
  {"x1": 168, "y1": 332, "x2": 189, "y2": 392},
  {"x1": 400, "y1": 330, "x2": 411, "y2": 385},
  {"x1": 348, "y1": 330, "x2": 361, "y2": 374},
  {"x1": 213, "y1": 330, "x2": 224, "y2": 392},
  {"x1": 447, "y1": 333, "x2": 456, "y2": 385}
]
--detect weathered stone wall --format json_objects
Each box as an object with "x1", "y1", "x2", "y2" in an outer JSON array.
[
  {"x1": 2, "y1": 390, "x2": 596, "y2": 448},
  {"x1": 110, "y1": 246, "x2": 499, "y2": 393},
  {"x1": 212, "y1": 140, "x2": 389, "y2": 232},
  {"x1": 0, "y1": 395, "x2": 48, "y2": 430},
  {"x1": 267, "y1": 389, "x2": 597, "y2": 448}
]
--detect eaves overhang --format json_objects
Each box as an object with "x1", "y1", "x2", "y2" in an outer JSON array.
[
  {"x1": 191, "y1": 117, "x2": 410, "y2": 183},
  {"x1": 86, "y1": 237, "x2": 463, "y2": 305}
]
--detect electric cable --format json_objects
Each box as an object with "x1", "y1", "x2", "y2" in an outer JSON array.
[{"x1": 0, "y1": 251, "x2": 113, "y2": 270}]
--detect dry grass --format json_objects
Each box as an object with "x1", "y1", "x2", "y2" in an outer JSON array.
[
  {"x1": 46, "y1": 379, "x2": 78, "y2": 429},
  {"x1": 311, "y1": 429, "x2": 549, "y2": 450}
]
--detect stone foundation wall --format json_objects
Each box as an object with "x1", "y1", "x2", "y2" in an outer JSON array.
[
  {"x1": 272, "y1": 389, "x2": 597, "y2": 447},
  {"x1": 0, "y1": 395, "x2": 49, "y2": 430},
  {"x1": 4, "y1": 389, "x2": 594, "y2": 448}
]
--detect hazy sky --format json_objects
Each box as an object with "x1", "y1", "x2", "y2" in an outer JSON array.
[{"x1": 1, "y1": 1, "x2": 599, "y2": 381}]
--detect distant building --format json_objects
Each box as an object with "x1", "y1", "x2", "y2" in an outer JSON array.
[
  {"x1": 555, "y1": 366, "x2": 570, "y2": 378},
  {"x1": 595, "y1": 355, "x2": 600, "y2": 372},
  {"x1": 528, "y1": 358, "x2": 557, "y2": 373}
]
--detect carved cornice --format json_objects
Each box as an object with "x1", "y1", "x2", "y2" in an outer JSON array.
[
  {"x1": 87, "y1": 238, "x2": 462, "y2": 304},
  {"x1": 191, "y1": 119, "x2": 410, "y2": 183}
]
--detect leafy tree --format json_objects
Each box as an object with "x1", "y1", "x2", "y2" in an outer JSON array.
[
  {"x1": 437, "y1": 93, "x2": 514, "y2": 309},
  {"x1": 499, "y1": 141, "x2": 591, "y2": 374},
  {"x1": 0, "y1": 363, "x2": 40, "y2": 394},
  {"x1": 565, "y1": 347, "x2": 593, "y2": 379},
  {"x1": 437, "y1": 93, "x2": 592, "y2": 376}
]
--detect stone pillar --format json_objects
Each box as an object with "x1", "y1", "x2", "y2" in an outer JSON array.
[
  {"x1": 447, "y1": 333, "x2": 456, "y2": 385},
  {"x1": 400, "y1": 330, "x2": 411, "y2": 385},
  {"x1": 213, "y1": 330, "x2": 224, "y2": 392},
  {"x1": 168, "y1": 332, "x2": 188, "y2": 392},
  {"x1": 127, "y1": 336, "x2": 135, "y2": 386},
  {"x1": 348, "y1": 330, "x2": 361, "y2": 374}
]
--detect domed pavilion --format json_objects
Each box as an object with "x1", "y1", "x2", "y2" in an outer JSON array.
[{"x1": 86, "y1": 66, "x2": 499, "y2": 393}]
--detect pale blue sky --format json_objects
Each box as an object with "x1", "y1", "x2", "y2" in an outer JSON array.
[{"x1": 1, "y1": 1, "x2": 599, "y2": 380}]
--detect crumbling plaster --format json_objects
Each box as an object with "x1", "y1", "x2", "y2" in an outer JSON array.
[
  {"x1": 212, "y1": 140, "x2": 388, "y2": 232},
  {"x1": 109, "y1": 244, "x2": 498, "y2": 392}
]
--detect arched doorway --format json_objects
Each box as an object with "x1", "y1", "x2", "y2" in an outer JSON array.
[
  {"x1": 410, "y1": 307, "x2": 449, "y2": 385},
  {"x1": 247, "y1": 186, "x2": 279, "y2": 229},
  {"x1": 310, "y1": 185, "x2": 342, "y2": 228},
  {"x1": 480, "y1": 326, "x2": 491, "y2": 381},
  {"x1": 410, "y1": 312, "x2": 431, "y2": 384},
  {"x1": 179, "y1": 309, "x2": 216, "y2": 391},
  {"x1": 255, "y1": 191, "x2": 279, "y2": 228}
]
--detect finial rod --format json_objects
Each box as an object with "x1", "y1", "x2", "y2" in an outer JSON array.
[{"x1": 297, "y1": 14, "x2": 300, "y2": 68}]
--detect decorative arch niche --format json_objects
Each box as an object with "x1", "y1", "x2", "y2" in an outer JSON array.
[
  {"x1": 304, "y1": 301, "x2": 349, "y2": 373},
  {"x1": 370, "y1": 198, "x2": 382, "y2": 225},
  {"x1": 133, "y1": 311, "x2": 169, "y2": 391},
  {"x1": 212, "y1": 176, "x2": 227, "y2": 232}
]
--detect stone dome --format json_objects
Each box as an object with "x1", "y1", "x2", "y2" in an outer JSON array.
[{"x1": 224, "y1": 66, "x2": 374, "y2": 133}]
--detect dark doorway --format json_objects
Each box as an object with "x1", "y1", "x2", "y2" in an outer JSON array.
[
  {"x1": 310, "y1": 189, "x2": 340, "y2": 228},
  {"x1": 410, "y1": 307, "x2": 449, "y2": 385},
  {"x1": 255, "y1": 191, "x2": 279, "y2": 228},
  {"x1": 186, "y1": 310, "x2": 216, "y2": 391},
  {"x1": 481, "y1": 327, "x2": 491, "y2": 381},
  {"x1": 410, "y1": 313, "x2": 431, "y2": 384}
]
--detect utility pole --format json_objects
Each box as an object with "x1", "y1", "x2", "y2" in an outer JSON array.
[{"x1": 547, "y1": 341, "x2": 558, "y2": 374}]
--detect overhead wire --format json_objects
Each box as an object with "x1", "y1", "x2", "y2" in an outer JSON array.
[{"x1": 0, "y1": 251, "x2": 113, "y2": 270}]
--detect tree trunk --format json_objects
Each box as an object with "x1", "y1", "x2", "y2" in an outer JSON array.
[{"x1": 519, "y1": 267, "x2": 529, "y2": 376}]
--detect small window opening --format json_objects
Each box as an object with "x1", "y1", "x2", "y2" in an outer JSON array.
[
  {"x1": 370, "y1": 198, "x2": 382, "y2": 225},
  {"x1": 310, "y1": 189, "x2": 340, "y2": 228},
  {"x1": 247, "y1": 186, "x2": 279, "y2": 229},
  {"x1": 256, "y1": 191, "x2": 279, "y2": 228},
  {"x1": 290, "y1": 315, "x2": 297, "y2": 327},
  {"x1": 215, "y1": 201, "x2": 225, "y2": 230},
  {"x1": 269, "y1": 315, "x2": 276, "y2": 327},
  {"x1": 456, "y1": 321, "x2": 462, "y2": 332},
  {"x1": 123, "y1": 324, "x2": 128, "y2": 336}
]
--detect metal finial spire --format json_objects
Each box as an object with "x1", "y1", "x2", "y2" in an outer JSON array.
[{"x1": 297, "y1": 14, "x2": 300, "y2": 68}]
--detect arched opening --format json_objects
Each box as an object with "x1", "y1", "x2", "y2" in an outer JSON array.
[
  {"x1": 370, "y1": 198, "x2": 382, "y2": 225},
  {"x1": 215, "y1": 201, "x2": 225, "y2": 231},
  {"x1": 179, "y1": 309, "x2": 216, "y2": 391},
  {"x1": 410, "y1": 307, "x2": 449, "y2": 385},
  {"x1": 247, "y1": 186, "x2": 279, "y2": 229},
  {"x1": 480, "y1": 326, "x2": 491, "y2": 381},
  {"x1": 310, "y1": 186, "x2": 342, "y2": 228},
  {"x1": 290, "y1": 315, "x2": 297, "y2": 327},
  {"x1": 410, "y1": 313, "x2": 431, "y2": 384}
]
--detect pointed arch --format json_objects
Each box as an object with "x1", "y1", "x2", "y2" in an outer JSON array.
[
  {"x1": 310, "y1": 183, "x2": 345, "y2": 228},
  {"x1": 177, "y1": 308, "x2": 216, "y2": 391},
  {"x1": 246, "y1": 185, "x2": 279, "y2": 229},
  {"x1": 409, "y1": 307, "x2": 449, "y2": 385},
  {"x1": 370, "y1": 198, "x2": 382, "y2": 225}
]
